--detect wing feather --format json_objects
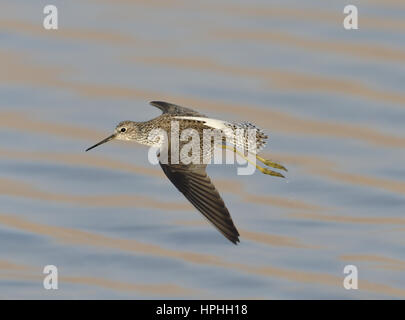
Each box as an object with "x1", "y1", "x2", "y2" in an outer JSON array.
[
  {"x1": 150, "y1": 101, "x2": 204, "y2": 116},
  {"x1": 159, "y1": 162, "x2": 240, "y2": 244}
]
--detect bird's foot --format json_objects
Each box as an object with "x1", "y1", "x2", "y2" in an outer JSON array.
[
  {"x1": 256, "y1": 165, "x2": 285, "y2": 178},
  {"x1": 256, "y1": 155, "x2": 288, "y2": 172}
]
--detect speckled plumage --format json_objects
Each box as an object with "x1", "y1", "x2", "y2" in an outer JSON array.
[
  {"x1": 116, "y1": 101, "x2": 268, "y2": 162},
  {"x1": 86, "y1": 101, "x2": 286, "y2": 244}
]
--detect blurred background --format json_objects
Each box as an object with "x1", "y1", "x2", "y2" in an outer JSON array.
[{"x1": 0, "y1": 0, "x2": 405, "y2": 299}]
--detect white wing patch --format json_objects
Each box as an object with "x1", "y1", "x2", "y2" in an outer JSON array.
[
  {"x1": 174, "y1": 116, "x2": 269, "y2": 153},
  {"x1": 174, "y1": 116, "x2": 229, "y2": 130}
]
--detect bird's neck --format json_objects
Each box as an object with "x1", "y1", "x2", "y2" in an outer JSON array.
[{"x1": 132, "y1": 120, "x2": 162, "y2": 146}]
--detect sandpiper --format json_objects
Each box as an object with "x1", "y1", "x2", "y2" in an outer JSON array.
[{"x1": 86, "y1": 101, "x2": 287, "y2": 244}]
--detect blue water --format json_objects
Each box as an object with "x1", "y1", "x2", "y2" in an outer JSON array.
[{"x1": 0, "y1": 0, "x2": 404, "y2": 299}]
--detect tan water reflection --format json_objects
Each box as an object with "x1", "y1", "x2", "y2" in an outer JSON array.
[{"x1": 1, "y1": 0, "x2": 404, "y2": 299}]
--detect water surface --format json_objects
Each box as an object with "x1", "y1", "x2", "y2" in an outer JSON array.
[{"x1": 1, "y1": 0, "x2": 405, "y2": 299}]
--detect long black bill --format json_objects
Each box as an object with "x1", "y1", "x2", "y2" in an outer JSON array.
[{"x1": 85, "y1": 134, "x2": 116, "y2": 152}]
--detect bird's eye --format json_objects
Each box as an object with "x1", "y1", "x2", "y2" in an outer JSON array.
[{"x1": 120, "y1": 128, "x2": 127, "y2": 133}]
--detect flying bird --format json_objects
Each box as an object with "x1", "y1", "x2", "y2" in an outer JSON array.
[{"x1": 86, "y1": 101, "x2": 287, "y2": 244}]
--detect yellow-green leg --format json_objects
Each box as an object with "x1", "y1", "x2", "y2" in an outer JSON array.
[
  {"x1": 221, "y1": 145, "x2": 285, "y2": 178},
  {"x1": 256, "y1": 155, "x2": 288, "y2": 172}
]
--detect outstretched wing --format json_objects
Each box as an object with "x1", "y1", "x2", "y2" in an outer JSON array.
[
  {"x1": 159, "y1": 162, "x2": 240, "y2": 244},
  {"x1": 150, "y1": 101, "x2": 205, "y2": 117}
]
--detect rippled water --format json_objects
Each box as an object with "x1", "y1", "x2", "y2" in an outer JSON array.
[{"x1": 1, "y1": 0, "x2": 405, "y2": 299}]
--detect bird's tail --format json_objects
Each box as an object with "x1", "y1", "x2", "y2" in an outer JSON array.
[{"x1": 223, "y1": 121, "x2": 268, "y2": 154}]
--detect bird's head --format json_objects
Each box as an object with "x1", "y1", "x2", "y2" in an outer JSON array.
[
  {"x1": 85, "y1": 121, "x2": 138, "y2": 152},
  {"x1": 115, "y1": 121, "x2": 138, "y2": 141}
]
